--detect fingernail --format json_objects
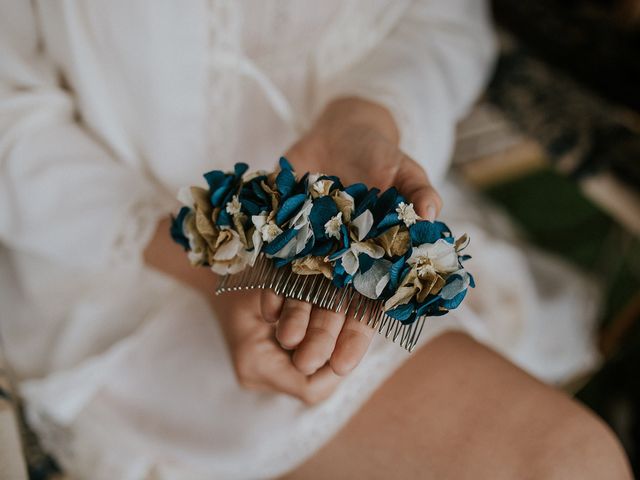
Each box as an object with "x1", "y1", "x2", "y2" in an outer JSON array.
[{"x1": 426, "y1": 205, "x2": 437, "y2": 222}]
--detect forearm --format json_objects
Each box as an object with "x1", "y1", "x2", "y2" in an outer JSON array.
[{"x1": 143, "y1": 217, "x2": 219, "y2": 296}]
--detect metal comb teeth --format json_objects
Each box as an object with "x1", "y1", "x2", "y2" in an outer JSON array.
[{"x1": 215, "y1": 254, "x2": 426, "y2": 352}]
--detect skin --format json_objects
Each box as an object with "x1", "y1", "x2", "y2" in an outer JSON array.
[
  {"x1": 283, "y1": 333, "x2": 632, "y2": 479},
  {"x1": 144, "y1": 97, "x2": 632, "y2": 476}
]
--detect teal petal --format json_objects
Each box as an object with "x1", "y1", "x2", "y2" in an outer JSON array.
[
  {"x1": 263, "y1": 228, "x2": 297, "y2": 255},
  {"x1": 386, "y1": 303, "x2": 414, "y2": 321},
  {"x1": 170, "y1": 207, "x2": 191, "y2": 251},
  {"x1": 275, "y1": 193, "x2": 306, "y2": 225},
  {"x1": 409, "y1": 221, "x2": 450, "y2": 245}
]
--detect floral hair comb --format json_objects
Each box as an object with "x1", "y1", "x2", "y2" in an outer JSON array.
[{"x1": 171, "y1": 158, "x2": 474, "y2": 351}]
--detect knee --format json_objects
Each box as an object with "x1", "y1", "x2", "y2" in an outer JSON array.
[{"x1": 530, "y1": 406, "x2": 632, "y2": 480}]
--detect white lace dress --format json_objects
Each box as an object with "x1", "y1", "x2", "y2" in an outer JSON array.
[{"x1": 0, "y1": 1, "x2": 600, "y2": 478}]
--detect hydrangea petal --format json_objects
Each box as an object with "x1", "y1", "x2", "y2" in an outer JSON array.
[
  {"x1": 372, "y1": 187, "x2": 399, "y2": 222},
  {"x1": 409, "y1": 221, "x2": 450, "y2": 245},
  {"x1": 440, "y1": 272, "x2": 469, "y2": 300},
  {"x1": 385, "y1": 303, "x2": 414, "y2": 321},
  {"x1": 170, "y1": 207, "x2": 191, "y2": 250},
  {"x1": 276, "y1": 168, "x2": 296, "y2": 198},
  {"x1": 262, "y1": 227, "x2": 297, "y2": 255},
  {"x1": 441, "y1": 289, "x2": 467, "y2": 309},
  {"x1": 309, "y1": 196, "x2": 339, "y2": 240},
  {"x1": 353, "y1": 259, "x2": 391, "y2": 299},
  {"x1": 279, "y1": 156, "x2": 293, "y2": 171},
  {"x1": 341, "y1": 250, "x2": 359, "y2": 276},
  {"x1": 234, "y1": 162, "x2": 249, "y2": 177},
  {"x1": 351, "y1": 210, "x2": 374, "y2": 241},
  {"x1": 275, "y1": 193, "x2": 306, "y2": 225}
]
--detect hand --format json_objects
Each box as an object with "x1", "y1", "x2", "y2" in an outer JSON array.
[
  {"x1": 144, "y1": 219, "x2": 341, "y2": 405},
  {"x1": 211, "y1": 290, "x2": 341, "y2": 404},
  {"x1": 261, "y1": 97, "x2": 443, "y2": 377}
]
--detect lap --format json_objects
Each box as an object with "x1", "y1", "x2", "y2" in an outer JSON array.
[{"x1": 284, "y1": 332, "x2": 631, "y2": 480}]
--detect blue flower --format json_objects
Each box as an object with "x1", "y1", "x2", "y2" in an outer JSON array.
[
  {"x1": 203, "y1": 162, "x2": 249, "y2": 227},
  {"x1": 170, "y1": 206, "x2": 192, "y2": 251},
  {"x1": 171, "y1": 158, "x2": 475, "y2": 327}
]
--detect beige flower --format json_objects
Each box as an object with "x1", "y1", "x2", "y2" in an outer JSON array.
[
  {"x1": 310, "y1": 178, "x2": 334, "y2": 198},
  {"x1": 375, "y1": 225, "x2": 410, "y2": 257},
  {"x1": 384, "y1": 239, "x2": 458, "y2": 311},
  {"x1": 291, "y1": 255, "x2": 333, "y2": 279},
  {"x1": 209, "y1": 229, "x2": 250, "y2": 275},
  {"x1": 260, "y1": 176, "x2": 281, "y2": 212},
  {"x1": 331, "y1": 190, "x2": 355, "y2": 222}
]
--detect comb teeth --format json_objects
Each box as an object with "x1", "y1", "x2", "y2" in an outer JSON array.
[{"x1": 216, "y1": 254, "x2": 426, "y2": 352}]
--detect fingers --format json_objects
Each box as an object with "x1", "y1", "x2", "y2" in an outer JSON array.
[
  {"x1": 276, "y1": 298, "x2": 312, "y2": 349},
  {"x1": 238, "y1": 342, "x2": 341, "y2": 405},
  {"x1": 292, "y1": 307, "x2": 346, "y2": 375},
  {"x1": 261, "y1": 289, "x2": 285, "y2": 323},
  {"x1": 302, "y1": 365, "x2": 342, "y2": 404},
  {"x1": 263, "y1": 362, "x2": 341, "y2": 406},
  {"x1": 395, "y1": 154, "x2": 443, "y2": 221},
  {"x1": 330, "y1": 314, "x2": 376, "y2": 376}
]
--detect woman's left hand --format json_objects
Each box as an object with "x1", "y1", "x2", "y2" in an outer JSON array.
[{"x1": 261, "y1": 97, "x2": 443, "y2": 377}]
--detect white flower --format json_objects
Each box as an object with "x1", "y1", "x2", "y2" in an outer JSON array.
[
  {"x1": 353, "y1": 259, "x2": 392, "y2": 299},
  {"x1": 225, "y1": 195, "x2": 242, "y2": 216},
  {"x1": 408, "y1": 239, "x2": 459, "y2": 274},
  {"x1": 324, "y1": 212, "x2": 343, "y2": 239},
  {"x1": 290, "y1": 198, "x2": 314, "y2": 230},
  {"x1": 251, "y1": 213, "x2": 282, "y2": 243},
  {"x1": 351, "y1": 209, "x2": 374, "y2": 241},
  {"x1": 250, "y1": 213, "x2": 283, "y2": 265},
  {"x1": 396, "y1": 202, "x2": 420, "y2": 226},
  {"x1": 312, "y1": 179, "x2": 333, "y2": 197},
  {"x1": 209, "y1": 229, "x2": 250, "y2": 275},
  {"x1": 260, "y1": 222, "x2": 282, "y2": 242},
  {"x1": 333, "y1": 240, "x2": 385, "y2": 276}
]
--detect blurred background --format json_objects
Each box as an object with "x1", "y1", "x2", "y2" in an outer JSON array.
[
  {"x1": 1, "y1": 0, "x2": 639, "y2": 478},
  {"x1": 452, "y1": 0, "x2": 640, "y2": 475}
]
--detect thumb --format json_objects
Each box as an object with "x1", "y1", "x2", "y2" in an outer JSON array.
[{"x1": 395, "y1": 154, "x2": 443, "y2": 221}]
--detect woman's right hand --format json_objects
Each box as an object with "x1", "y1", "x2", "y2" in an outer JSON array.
[
  {"x1": 209, "y1": 290, "x2": 342, "y2": 405},
  {"x1": 145, "y1": 218, "x2": 340, "y2": 404}
]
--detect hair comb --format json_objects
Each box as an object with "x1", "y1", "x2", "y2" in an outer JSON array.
[{"x1": 171, "y1": 158, "x2": 474, "y2": 352}]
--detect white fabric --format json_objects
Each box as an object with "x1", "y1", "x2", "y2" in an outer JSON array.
[{"x1": 0, "y1": 1, "x2": 600, "y2": 479}]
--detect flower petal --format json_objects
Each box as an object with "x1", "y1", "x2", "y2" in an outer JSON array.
[
  {"x1": 353, "y1": 259, "x2": 392, "y2": 299},
  {"x1": 341, "y1": 250, "x2": 359, "y2": 276},
  {"x1": 351, "y1": 210, "x2": 374, "y2": 241},
  {"x1": 275, "y1": 193, "x2": 306, "y2": 225},
  {"x1": 409, "y1": 221, "x2": 450, "y2": 245}
]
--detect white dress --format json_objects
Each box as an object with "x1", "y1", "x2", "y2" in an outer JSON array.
[{"x1": 0, "y1": 1, "x2": 600, "y2": 478}]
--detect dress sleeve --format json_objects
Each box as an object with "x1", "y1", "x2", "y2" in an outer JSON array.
[
  {"x1": 314, "y1": 0, "x2": 496, "y2": 186},
  {"x1": 0, "y1": 2, "x2": 169, "y2": 269}
]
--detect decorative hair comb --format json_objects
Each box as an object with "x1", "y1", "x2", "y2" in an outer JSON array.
[{"x1": 171, "y1": 158, "x2": 474, "y2": 352}]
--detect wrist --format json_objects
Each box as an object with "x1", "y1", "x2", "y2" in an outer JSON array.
[{"x1": 144, "y1": 217, "x2": 218, "y2": 296}]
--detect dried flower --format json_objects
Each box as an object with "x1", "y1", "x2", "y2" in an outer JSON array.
[
  {"x1": 396, "y1": 202, "x2": 420, "y2": 226},
  {"x1": 324, "y1": 212, "x2": 343, "y2": 239},
  {"x1": 225, "y1": 195, "x2": 242, "y2": 216}
]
